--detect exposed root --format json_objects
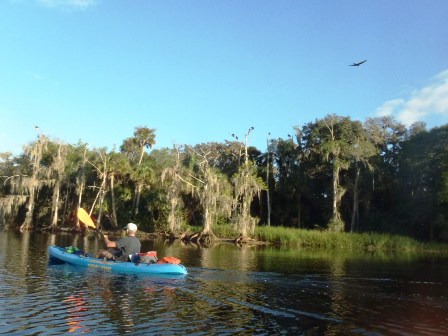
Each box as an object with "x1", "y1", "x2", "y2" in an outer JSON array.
[
  {"x1": 234, "y1": 234, "x2": 262, "y2": 246},
  {"x1": 181, "y1": 230, "x2": 217, "y2": 246}
]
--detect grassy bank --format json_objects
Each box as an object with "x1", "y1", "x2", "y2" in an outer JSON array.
[{"x1": 196, "y1": 225, "x2": 448, "y2": 253}]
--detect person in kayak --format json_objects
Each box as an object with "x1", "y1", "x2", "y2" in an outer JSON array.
[{"x1": 97, "y1": 223, "x2": 141, "y2": 261}]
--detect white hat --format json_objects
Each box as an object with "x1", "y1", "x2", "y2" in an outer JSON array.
[{"x1": 125, "y1": 223, "x2": 137, "y2": 232}]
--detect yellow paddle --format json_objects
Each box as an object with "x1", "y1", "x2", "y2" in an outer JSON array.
[{"x1": 77, "y1": 207, "x2": 96, "y2": 229}]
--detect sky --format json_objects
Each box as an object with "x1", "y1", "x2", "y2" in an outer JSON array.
[{"x1": 1, "y1": 0, "x2": 447, "y2": 155}]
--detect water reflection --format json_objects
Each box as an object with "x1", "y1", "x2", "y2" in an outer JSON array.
[
  {"x1": 100, "y1": 275, "x2": 136, "y2": 332},
  {"x1": 63, "y1": 294, "x2": 91, "y2": 333},
  {"x1": 1, "y1": 229, "x2": 448, "y2": 335}
]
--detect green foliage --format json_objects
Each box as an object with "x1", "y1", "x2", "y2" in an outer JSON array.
[
  {"x1": 231, "y1": 160, "x2": 264, "y2": 236},
  {"x1": 396, "y1": 124, "x2": 448, "y2": 241},
  {"x1": 438, "y1": 172, "x2": 448, "y2": 204},
  {"x1": 1, "y1": 121, "x2": 448, "y2": 244},
  {"x1": 255, "y1": 226, "x2": 448, "y2": 252},
  {"x1": 327, "y1": 217, "x2": 345, "y2": 232},
  {"x1": 212, "y1": 223, "x2": 239, "y2": 238}
]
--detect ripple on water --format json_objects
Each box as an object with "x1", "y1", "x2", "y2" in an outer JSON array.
[{"x1": 2, "y1": 240, "x2": 448, "y2": 335}]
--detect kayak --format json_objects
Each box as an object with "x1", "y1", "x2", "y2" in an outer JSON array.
[{"x1": 48, "y1": 245, "x2": 188, "y2": 275}]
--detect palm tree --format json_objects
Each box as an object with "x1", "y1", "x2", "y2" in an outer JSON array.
[{"x1": 121, "y1": 127, "x2": 156, "y2": 217}]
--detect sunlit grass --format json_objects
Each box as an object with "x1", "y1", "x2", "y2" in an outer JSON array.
[
  {"x1": 254, "y1": 226, "x2": 448, "y2": 252},
  {"x1": 184, "y1": 224, "x2": 448, "y2": 252}
]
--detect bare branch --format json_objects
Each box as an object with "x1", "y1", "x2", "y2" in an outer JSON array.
[{"x1": 176, "y1": 173, "x2": 198, "y2": 188}]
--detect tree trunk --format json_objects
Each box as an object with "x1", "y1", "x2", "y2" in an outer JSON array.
[
  {"x1": 94, "y1": 175, "x2": 107, "y2": 229},
  {"x1": 351, "y1": 166, "x2": 360, "y2": 232},
  {"x1": 168, "y1": 198, "x2": 176, "y2": 232},
  {"x1": 97, "y1": 189, "x2": 105, "y2": 229},
  {"x1": 110, "y1": 174, "x2": 117, "y2": 228},
  {"x1": 135, "y1": 183, "x2": 142, "y2": 216},
  {"x1": 241, "y1": 197, "x2": 249, "y2": 237},
  {"x1": 203, "y1": 207, "x2": 212, "y2": 234},
  {"x1": 130, "y1": 145, "x2": 147, "y2": 217},
  {"x1": 51, "y1": 180, "x2": 61, "y2": 228},
  {"x1": 332, "y1": 163, "x2": 341, "y2": 220},
  {"x1": 266, "y1": 149, "x2": 271, "y2": 226},
  {"x1": 62, "y1": 189, "x2": 69, "y2": 226},
  {"x1": 266, "y1": 166, "x2": 271, "y2": 226},
  {"x1": 21, "y1": 187, "x2": 36, "y2": 230},
  {"x1": 76, "y1": 146, "x2": 87, "y2": 230}
]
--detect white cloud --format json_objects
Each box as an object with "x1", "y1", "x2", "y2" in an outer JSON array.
[
  {"x1": 37, "y1": 0, "x2": 97, "y2": 10},
  {"x1": 375, "y1": 69, "x2": 448, "y2": 126},
  {"x1": 375, "y1": 99, "x2": 404, "y2": 117}
]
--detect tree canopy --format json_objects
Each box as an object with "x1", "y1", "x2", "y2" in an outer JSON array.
[{"x1": 1, "y1": 120, "x2": 447, "y2": 243}]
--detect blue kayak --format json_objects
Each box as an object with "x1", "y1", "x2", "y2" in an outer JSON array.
[{"x1": 48, "y1": 245, "x2": 188, "y2": 275}]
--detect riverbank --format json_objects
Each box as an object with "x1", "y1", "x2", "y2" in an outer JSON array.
[
  {"x1": 32, "y1": 224, "x2": 448, "y2": 253},
  {"x1": 201, "y1": 225, "x2": 448, "y2": 253}
]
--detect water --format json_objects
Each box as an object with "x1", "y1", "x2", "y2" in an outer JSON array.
[{"x1": 1, "y1": 229, "x2": 447, "y2": 335}]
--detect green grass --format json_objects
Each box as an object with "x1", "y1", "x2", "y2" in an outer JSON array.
[
  {"x1": 255, "y1": 226, "x2": 448, "y2": 252},
  {"x1": 183, "y1": 224, "x2": 448, "y2": 252}
]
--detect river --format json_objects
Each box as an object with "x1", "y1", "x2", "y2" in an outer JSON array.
[{"x1": 0, "y1": 228, "x2": 447, "y2": 335}]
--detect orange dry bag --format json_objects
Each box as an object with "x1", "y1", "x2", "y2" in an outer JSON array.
[{"x1": 157, "y1": 256, "x2": 181, "y2": 264}]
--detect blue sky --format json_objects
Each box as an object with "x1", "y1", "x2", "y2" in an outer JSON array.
[{"x1": 1, "y1": 0, "x2": 447, "y2": 155}]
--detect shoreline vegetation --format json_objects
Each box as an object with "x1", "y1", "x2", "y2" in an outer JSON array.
[
  {"x1": 33, "y1": 224, "x2": 448, "y2": 254},
  {"x1": 221, "y1": 225, "x2": 448, "y2": 253},
  {"x1": 2, "y1": 121, "x2": 447, "y2": 248}
]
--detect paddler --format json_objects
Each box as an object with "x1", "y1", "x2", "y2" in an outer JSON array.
[{"x1": 97, "y1": 223, "x2": 141, "y2": 261}]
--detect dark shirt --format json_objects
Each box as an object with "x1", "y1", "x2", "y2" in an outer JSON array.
[{"x1": 116, "y1": 236, "x2": 141, "y2": 255}]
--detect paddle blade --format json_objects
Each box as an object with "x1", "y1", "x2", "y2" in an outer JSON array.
[{"x1": 77, "y1": 208, "x2": 96, "y2": 228}]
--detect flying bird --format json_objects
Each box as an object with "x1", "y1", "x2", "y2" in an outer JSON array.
[{"x1": 350, "y1": 60, "x2": 367, "y2": 66}]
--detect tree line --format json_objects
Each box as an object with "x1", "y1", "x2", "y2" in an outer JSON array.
[{"x1": 1, "y1": 115, "x2": 447, "y2": 243}]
